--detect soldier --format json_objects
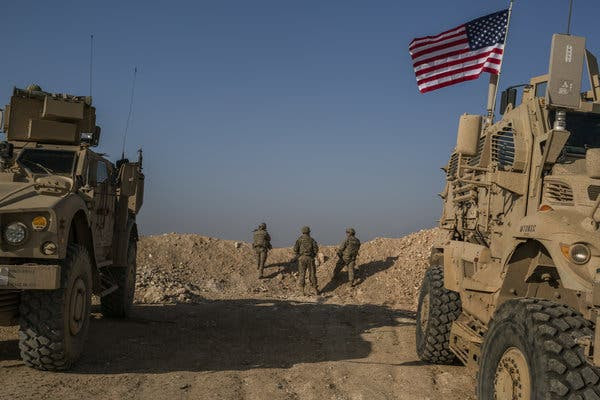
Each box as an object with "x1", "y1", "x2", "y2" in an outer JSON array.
[
  {"x1": 332, "y1": 228, "x2": 361, "y2": 287},
  {"x1": 293, "y1": 226, "x2": 319, "y2": 295},
  {"x1": 252, "y1": 222, "x2": 272, "y2": 278}
]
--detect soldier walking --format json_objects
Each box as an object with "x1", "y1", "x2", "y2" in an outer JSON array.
[
  {"x1": 332, "y1": 228, "x2": 361, "y2": 287},
  {"x1": 293, "y1": 226, "x2": 319, "y2": 295},
  {"x1": 252, "y1": 222, "x2": 272, "y2": 278}
]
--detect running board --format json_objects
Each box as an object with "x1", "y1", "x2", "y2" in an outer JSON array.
[{"x1": 449, "y1": 315, "x2": 485, "y2": 371}]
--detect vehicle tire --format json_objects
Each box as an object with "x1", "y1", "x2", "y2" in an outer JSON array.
[
  {"x1": 100, "y1": 237, "x2": 137, "y2": 318},
  {"x1": 18, "y1": 244, "x2": 93, "y2": 371},
  {"x1": 478, "y1": 298, "x2": 600, "y2": 399},
  {"x1": 416, "y1": 264, "x2": 462, "y2": 364}
]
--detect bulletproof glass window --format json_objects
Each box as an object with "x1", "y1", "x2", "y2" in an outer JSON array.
[
  {"x1": 550, "y1": 111, "x2": 600, "y2": 155},
  {"x1": 535, "y1": 81, "x2": 547, "y2": 98},
  {"x1": 96, "y1": 161, "x2": 109, "y2": 184},
  {"x1": 550, "y1": 111, "x2": 600, "y2": 157},
  {"x1": 18, "y1": 149, "x2": 76, "y2": 175}
]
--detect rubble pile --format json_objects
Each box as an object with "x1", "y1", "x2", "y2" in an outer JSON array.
[{"x1": 135, "y1": 228, "x2": 446, "y2": 309}]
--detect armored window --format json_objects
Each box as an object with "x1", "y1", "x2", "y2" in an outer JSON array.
[
  {"x1": 535, "y1": 81, "x2": 547, "y2": 98},
  {"x1": 96, "y1": 161, "x2": 109, "y2": 184},
  {"x1": 18, "y1": 149, "x2": 76, "y2": 175},
  {"x1": 550, "y1": 111, "x2": 600, "y2": 157}
]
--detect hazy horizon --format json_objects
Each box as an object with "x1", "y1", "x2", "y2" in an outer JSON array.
[{"x1": 2, "y1": 1, "x2": 598, "y2": 246}]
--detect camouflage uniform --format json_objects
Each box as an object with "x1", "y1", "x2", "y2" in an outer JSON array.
[
  {"x1": 252, "y1": 223, "x2": 272, "y2": 278},
  {"x1": 293, "y1": 226, "x2": 319, "y2": 294},
  {"x1": 333, "y1": 228, "x2": 361, "y2": 286}
]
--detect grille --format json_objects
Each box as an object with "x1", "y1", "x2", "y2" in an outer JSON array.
[
  {"x1": 491, "y1": 127, "x2": 515, "y2": 169},
  {"x1": 447, "y1": 153, "x2": 471, "y2": 180},
  {"x1": 545, "y1": 181, "x2": 574, "y2": 204},
  {"x1": 0, "y1": 289, "x2": 20, "y2": 318},
  {"x1": 469, "y1": 135, "x2": 487, "y2": 166},
  {"x1": 588, "y1": 185, "x2": 600, "y2": 201}
]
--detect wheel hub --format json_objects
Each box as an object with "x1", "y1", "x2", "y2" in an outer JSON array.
[
  {"x1": 420, "y1": 293, "x2": 430, "y2": 332},
  {"x1": 69, "y1": 278, "x2": 87, "y2": 335},
  {"x1": 494, "y1": 347, "x2": 531, "y2": 400}
]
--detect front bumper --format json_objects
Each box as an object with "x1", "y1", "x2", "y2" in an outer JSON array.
[{"x1": 0, "y1": 264, "x2": 61, "y2": 290}]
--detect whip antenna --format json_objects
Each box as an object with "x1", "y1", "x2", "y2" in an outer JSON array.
[
  {"x1": 89, "y1": 34, "x2": 94, "y2": 98},
  {"x1": 566, "y1": 0, "x2": 574, "y2": 34},
  {"x1": 121, "y1": 66, "x2": 137, "y2": 160}
]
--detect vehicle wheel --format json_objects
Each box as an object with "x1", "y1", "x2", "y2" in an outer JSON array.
[
  {"x1": 416, "y1": 264, "x2": 462, "y2": 364},
  {"x1": 478, "y1": 298, "x2": 600, "y2": 399},
  {"x1": 18, "y1": 244, "x2": 93, "y2": 371},
  {"x1": 100, "y1": 238, "x2": 137, "y2": 317}
]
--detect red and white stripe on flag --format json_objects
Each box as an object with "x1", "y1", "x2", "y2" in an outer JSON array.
[{"x1": 409, "y1": 16, "x2": 505, "y2": 93}]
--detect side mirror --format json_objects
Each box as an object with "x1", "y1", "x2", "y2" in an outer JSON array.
[{"x1": 500, "y1": 88, "x2": 517, "y2": 115}]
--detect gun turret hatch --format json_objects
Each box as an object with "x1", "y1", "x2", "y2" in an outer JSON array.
[{"x1": 3, "y1": 87, "x2": 100, "y2": 146}]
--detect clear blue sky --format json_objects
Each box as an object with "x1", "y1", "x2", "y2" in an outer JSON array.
[{"x1": 1, "y1": 1, "x2": 597, "y2": 246}]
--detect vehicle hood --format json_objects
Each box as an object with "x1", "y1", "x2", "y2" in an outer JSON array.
[{"x1": 0, "y1": 182, "x2": 69, "y2": 211}]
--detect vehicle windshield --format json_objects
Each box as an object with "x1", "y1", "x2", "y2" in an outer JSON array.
[
  {"x1": 17, "y1": 149, "x2": 76, "y2": 175},
  {"x1": 550, "y1": 111, "x2": 600, "y2": 156}
]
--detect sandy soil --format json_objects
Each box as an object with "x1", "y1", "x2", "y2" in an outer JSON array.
[{"x1": 0, "y1": 229, "x2": 476, "y2": 400}]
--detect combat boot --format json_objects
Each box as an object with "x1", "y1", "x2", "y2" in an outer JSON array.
[{"x1": 298, "y1": 283, "x2": 305, "y2": 296}]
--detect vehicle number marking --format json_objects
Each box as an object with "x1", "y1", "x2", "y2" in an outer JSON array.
[{"x1": 520, "y1": 224, "x2": 536, "y2": 233}]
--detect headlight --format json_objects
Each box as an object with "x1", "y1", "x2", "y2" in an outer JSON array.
[
  {"x1": 561, "y1": 243, "x2": 591, "y2": 265},
  {"x1": 4, "y1": 222, "x2": 27, "y2": 245}
]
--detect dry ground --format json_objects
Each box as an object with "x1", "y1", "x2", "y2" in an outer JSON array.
[{"x1": 0, "y1": 229, "x2": 475, "y2": 400}]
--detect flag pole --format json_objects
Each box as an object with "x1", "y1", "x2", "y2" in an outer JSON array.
[{"x1": 486, "y1": 0, "x2": 514, "y2": 124}]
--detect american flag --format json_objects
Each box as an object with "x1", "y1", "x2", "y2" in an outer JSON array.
[{"x1": 409, "y1": 10, "x2": 509, "y2": 93}]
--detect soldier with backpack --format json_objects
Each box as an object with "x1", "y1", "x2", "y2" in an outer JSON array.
[
  {"x1": 293, "y1": 226, "x2": 319, "y2": 295},
  {"x1": 252, "y1": 222, "x2": 272, "y2": 278},
  {"x1": 332, "y1": 228, "x2": 361, "y2": 287}
]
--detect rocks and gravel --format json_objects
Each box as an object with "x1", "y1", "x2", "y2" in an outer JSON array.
[
  {"x1": 1, "y1": 227, "x2": 477, "y2": 400},
  {"x1": 135, "y1": 228, "x2": 447, "y2": 309}
]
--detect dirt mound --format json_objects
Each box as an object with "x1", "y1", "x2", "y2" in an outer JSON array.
[{"x1": 135, "y1": 228, "x2": 446, "y2": 308}]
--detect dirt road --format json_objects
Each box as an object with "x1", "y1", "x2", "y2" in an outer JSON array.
[{"x1": 0, "y1": 298, "x2": 474, "y2": 400}]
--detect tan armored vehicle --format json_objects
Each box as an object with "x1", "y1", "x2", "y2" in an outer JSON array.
[
  {"x1": 0, "y1": 85, "x2": 144, "y2": 370},
  {"x1": 416, "y1": 34, "x2": 600, "y2": 398}
]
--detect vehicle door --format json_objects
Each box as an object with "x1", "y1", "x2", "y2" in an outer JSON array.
[{"x1": 88, "y1": 157, "x2": 116, "y2": 254}]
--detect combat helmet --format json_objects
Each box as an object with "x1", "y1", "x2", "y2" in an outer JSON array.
[
  {"x1": 26, "y1": 84, "x2": 42, "y2": 92},
  {"x1": 346, "y1": 228, "x2": 356, "y2": 235},
  {"x1": 301, "y1": 226, "x2": 310, "y2": 234},
  {"x1": 259, "y1": 222, "x2": 267, "y2": 230}
]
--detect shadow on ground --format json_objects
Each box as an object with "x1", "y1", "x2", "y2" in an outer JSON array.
[
  {"x1": 263, "y1": 260, "x2": 296, "y2": 279},
  {"x1": 0, "y1": 338, "x2": 18, "y2": 361},
  {"x1": 1, "y1": 299, "x2": 414, "y2": 374},
  {"x1": 321, "y1": 256, "x2": 399, "y2": 294}
]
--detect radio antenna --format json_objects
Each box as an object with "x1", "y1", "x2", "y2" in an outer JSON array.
[
  {"x1": 121, "y1": 66, "x2": 137, "y2": 160},
  {"x1": 89, "y1": 34, "x2": 94, "y2": 98},
  {"x1": 566, "y1": 0, "x2": 574, "y2": 34}
]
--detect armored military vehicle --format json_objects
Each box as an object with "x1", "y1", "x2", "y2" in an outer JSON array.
[
  {"x1": 0, "y1": 85, "x2": 144, "y2": 370},
  {"x1": 416, "y1": 34, "x2": 600, "y2": 398}
]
